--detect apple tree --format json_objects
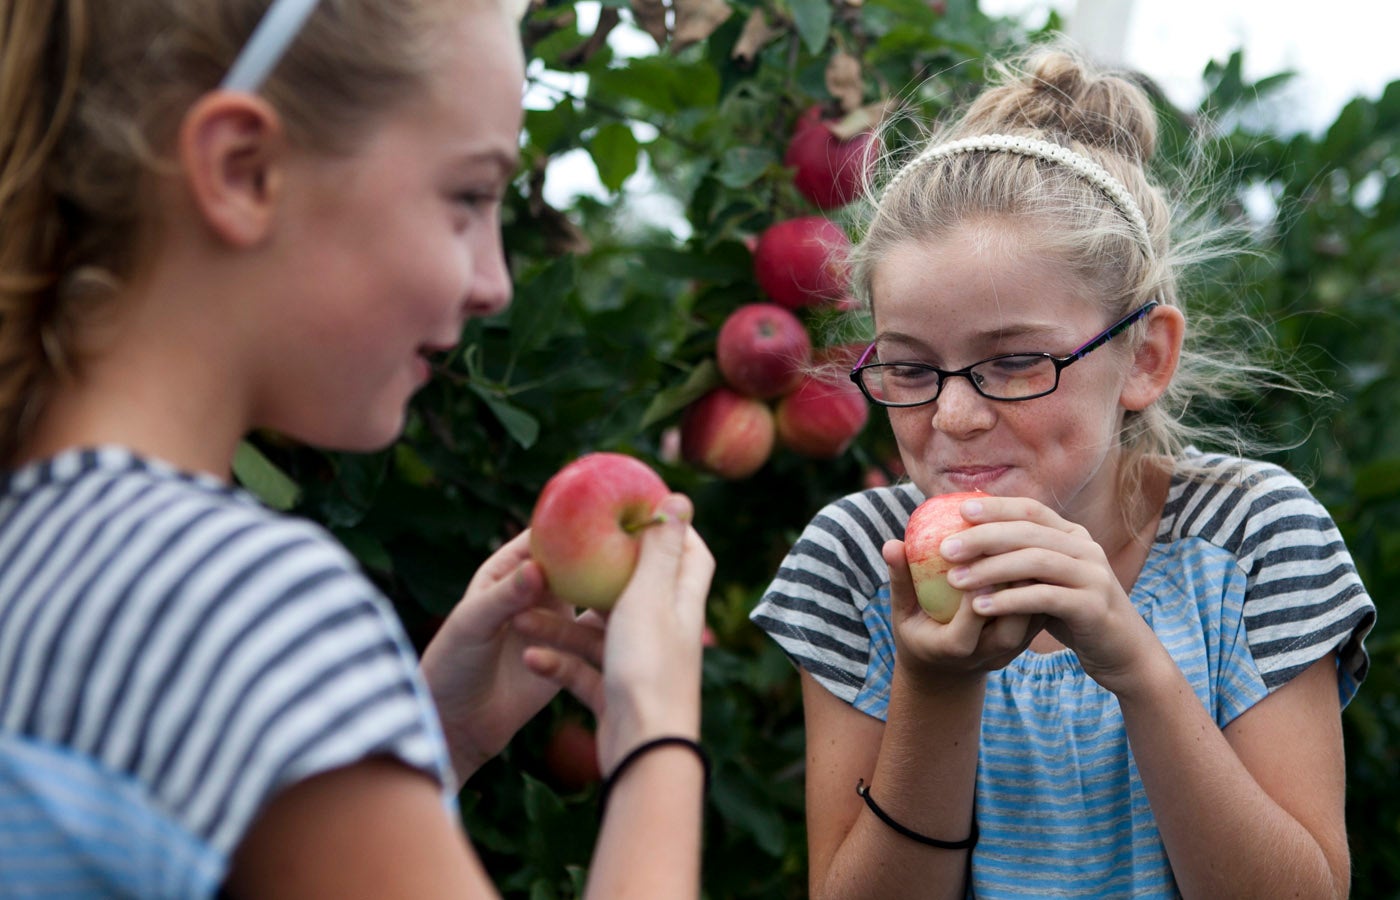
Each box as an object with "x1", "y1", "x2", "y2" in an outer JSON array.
[{"x1": 235, "y1": 2, "x2": 1400, "y2": 895}]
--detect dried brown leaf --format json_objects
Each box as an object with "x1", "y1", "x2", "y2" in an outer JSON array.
[
  {"x1": 731, "y1": 8, "x2": 779, "y2": 64},
  {"x1": 672, "y1": 0, "x2": 732, "y2": 52},
  {"x1": 560, "y1": 6, "x2": 621, "y2": 67},
  {"x1": 824, "y1": 51, "x2": 864, "y2": 114},
  {"x1": 630, "y1": 0, "x2": 670, "y2": 47},
  {"x1": 829, "y1": 99, "x2": 896, "y2": 141}
]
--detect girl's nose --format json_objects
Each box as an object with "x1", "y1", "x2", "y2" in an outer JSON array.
[
  {"x1": 465, "y1": 226, "x2": 512, "y2": 318},
  {"x1": 929, "y1": 375, "x2": 996, "y2": 438}
]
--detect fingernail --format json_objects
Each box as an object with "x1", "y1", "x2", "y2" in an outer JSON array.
[
  {"x1": 973, "y1": 594, "x2": 995, "y2": 613},
  {"x1": 948, "y1": 565, "x2": 969, "y2": 584},
  {"x1": 962, "y1": 499, "x2": 983, "y2": 517},
  {"x1": 942, "y1": 537, "x2": 963, "y2": 557},
  {"x1": 660, "y1": 495, "x2": 692, "y2": 523}
]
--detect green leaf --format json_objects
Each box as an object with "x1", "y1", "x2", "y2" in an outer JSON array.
[
  {"x1": 233, "y1": 441, "x2": 301, "y2": 511},
  {"x1": 509, "y1": 257, "x2": 577, "y2": 356},
  {"x1": 789, "y1": 0, "x2": 833, "y2": 54},
  {"x1": 1354, "y1": 458, "x2": 1400, "y2": 503},
  {"x1": 640, "y1": 359, "x2": 723, "y2": 428},
  {"x1": 716, "y1": 146, "x2": 778, "y2": 188},
  {"x1": 470, "y1": 384, "x2": 542, "y2": 449},
  {"x1": 588, "y1": 122, "x2": 641, "y2": 192}
]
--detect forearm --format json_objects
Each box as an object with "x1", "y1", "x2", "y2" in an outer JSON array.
[
  {"x1": 1119, "y1": 652, "x2": 1346, "y2": 899},
  {"x1": 814, "y1": 669, "x2": 983, "y2": 900},
  {"x1": 584, "y1": 746, "x2": 705, "y2": 900}
]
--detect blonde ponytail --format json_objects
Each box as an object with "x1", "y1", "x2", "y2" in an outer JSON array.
[{"x1": 0, "y1": 0, "x2": 89, "y2": 462}]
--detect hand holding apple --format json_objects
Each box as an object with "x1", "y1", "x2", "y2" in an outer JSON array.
[
  {"x1": 529, "y1": 452, "x2": 671, "y2": 609},
  {"x1": 903, "y1": 492, "x2": 985, "y2": 622}
]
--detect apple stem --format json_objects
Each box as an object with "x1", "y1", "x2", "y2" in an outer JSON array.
[{"x1": 623, "y1": 512, "x2": 671, "y2": 534}]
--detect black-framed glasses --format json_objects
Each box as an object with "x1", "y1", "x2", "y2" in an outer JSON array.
[{"x1": 849, "y1": 301, "x2": 1159, "y2": 407}]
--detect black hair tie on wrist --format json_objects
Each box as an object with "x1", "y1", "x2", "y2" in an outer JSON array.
[
  {"x1": 598, "y1": 736, "x2": 710, "y2": 820},
  {"x1": 856, "y1": 779, "x2": 978, "y2": 850}
]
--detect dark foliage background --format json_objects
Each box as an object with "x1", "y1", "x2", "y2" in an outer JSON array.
[{"x1": 237, "y1": 1, "x2": 1400, "y2": 895}]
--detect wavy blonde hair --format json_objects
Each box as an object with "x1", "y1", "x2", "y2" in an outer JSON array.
[{"x1": 847, "y1": 42, "x2": 1310, "y2": 515}]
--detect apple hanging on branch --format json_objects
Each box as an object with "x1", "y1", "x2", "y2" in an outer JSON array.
[
  {"x1": 903, "y1": 492, "x2": 985, "y2": 623},
  {"x1": 774, "y1": 345, "x2": 869, "y2": 459},
  {"x1": 752, "y1": 216, "x2": 851, "y2": 309},
  {"x1": 681, "y1": 386, "x2": 776, "y2": 480},
  {"x1": 529, "y1": 452, "x2": 671, "y2": 610},
  {"x1": 542, "y1": 718, "x2": 603, "y2": 793},
  {"x1": 716, "y1": 302, "x2": 812, "y2": 400},
  {"x1": 784, "y1": 104, "x2": 880, "y2": 210}
]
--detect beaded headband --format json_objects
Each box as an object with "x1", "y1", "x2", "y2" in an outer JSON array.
[
  {"x1": 880, "y1": 133, "x2": 1154, "y2": 260},
  {"x1": 220, "y1": 0, "x2": 323, "y2": 93}
]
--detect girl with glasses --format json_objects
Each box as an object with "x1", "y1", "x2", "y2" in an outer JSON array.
[
  {"x1": 752, "y1": 44, "x2": 1375, "y2": 899},
  {"x1": 0, "y1": 1, "x2": 712, "y2": 897}
]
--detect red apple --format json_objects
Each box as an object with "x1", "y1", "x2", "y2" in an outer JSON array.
[
  {"x1": 681, "y1": 387, "x2": 775, "y2": 479},
  {"x1": 784, "y1": 109, "x2": 879, "y2": 209},
  {"x1": 753, "y1": 216, "x2": 851, "y2": 309},
  {"x1": 903, "y1": 492, "x2": 984, "y2": 622},
  {"x1": 774, "y1": 365, "x2": 868, "y2": 459},
  {"x1": 529, "y1": 452, "x2": 671, "y2": 609},
  {"x1": 716, "y1": 303, "x2": 813, "y2": 399},
  {"x1": 543, "y1": 718, "x2": 602, "y2": 792}
]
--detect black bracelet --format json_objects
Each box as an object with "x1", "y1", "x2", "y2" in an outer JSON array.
[
  {"x1": 856, "y1": 779, "x2": 978, "y2": 850},
  {"x1": 598, "y1": 736, "x2": 710, "y2": 819}
]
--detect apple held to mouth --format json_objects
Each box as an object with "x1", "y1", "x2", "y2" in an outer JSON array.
[
  {"x1": 529, "y1": 452, "x2": 671, "y2": 610},
  {"x1": 903, "y1": 492, "x2": 984, "y2": 623}
]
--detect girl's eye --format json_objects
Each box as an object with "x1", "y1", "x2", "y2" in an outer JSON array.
[
  {"x1": 455, "y1": 191, "x2": 500, "y2": 210},
  {"x1": 885, "y1": 364, "x2": 937, "y2": 383}
]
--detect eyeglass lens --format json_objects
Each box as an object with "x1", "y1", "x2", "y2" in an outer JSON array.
[{"x1": 861, "y1": 355, "x2": 1059, "y2": 404}]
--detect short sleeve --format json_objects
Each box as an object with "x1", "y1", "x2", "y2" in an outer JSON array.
[
  {"x1": 137, "y1": 520, "x2": 455, "y2": 856},
  {"x1": 750, "y1": 485, "x2": 922, "y2": 707},
  {"x1": 1161, "y1": 454, "x2": 1376, "y2": 705}
]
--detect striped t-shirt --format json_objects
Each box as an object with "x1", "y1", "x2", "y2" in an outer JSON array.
[
  {"x1": 0, "y1": 447, "x2": 455, "y2": 898},
  {"x1": 752, "y1": 450, "x2": 1375, "y2": 899}
]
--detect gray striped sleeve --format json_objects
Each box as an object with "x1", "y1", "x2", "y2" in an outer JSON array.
[
  {"x1": 752, "y1": 485, "x2": 922, "y2": 701},
  {"x1": 1164, "y1": 453, "x2": 1375, "y2": 691}
]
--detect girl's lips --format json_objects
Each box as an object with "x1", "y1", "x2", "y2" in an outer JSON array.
[{"x1": 943, "y1": 466, "x2": 1010, "y2": 491}]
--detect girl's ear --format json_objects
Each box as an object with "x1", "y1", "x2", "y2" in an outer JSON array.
[
  {"x1": 1120, "y1": 303, "x2": 1184, "y2": 411},
  {"x1": 177, "y1": 92, "x2": 285, "y2": 247}
]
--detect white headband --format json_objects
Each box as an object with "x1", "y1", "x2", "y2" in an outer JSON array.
[
  {"x1": 881, "y1": 133, "x2": 1154, "y2": 260},
  {"x1": 220, "y1": 0, "x2": 323, "y2": 93}
]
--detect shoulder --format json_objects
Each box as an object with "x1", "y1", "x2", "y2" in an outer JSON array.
[
  {"x1": 0, "y1": 448, "x2": 452, "y2": 859},
  {"x1": 1160, "y1": 450, "x2": 1335, "y2": 562},
  {"x1": 1158, "y1": 450, "x2": 1375, "y2": 694},
  {"x1": 776, "y1": 483, "x2": 922, "y2": 596}
]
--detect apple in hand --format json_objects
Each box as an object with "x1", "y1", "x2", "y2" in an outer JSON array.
[
  {"x1": 903, "y1": 492, "x2": 984, "y2": 622},
  {"x1": 716, "y1": 303, "x2": 813, "y2": 399},
  {"x1": 681, "y1": 387, "x2": 776, "y2": 479},
  {"x1": 752, "y1": 216, "x2": 851, "y2": 309},
  {"x1": 529, "y1": 452, "x2": 671, "y2": 610}
]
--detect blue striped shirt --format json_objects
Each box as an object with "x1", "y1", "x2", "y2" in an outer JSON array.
[
  {"x1": 0, "y1": 447, "x2": 455, "y2": 898},
  {"x1": 752, "y1": 451, "x2": 1375, "y2": 898}
]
